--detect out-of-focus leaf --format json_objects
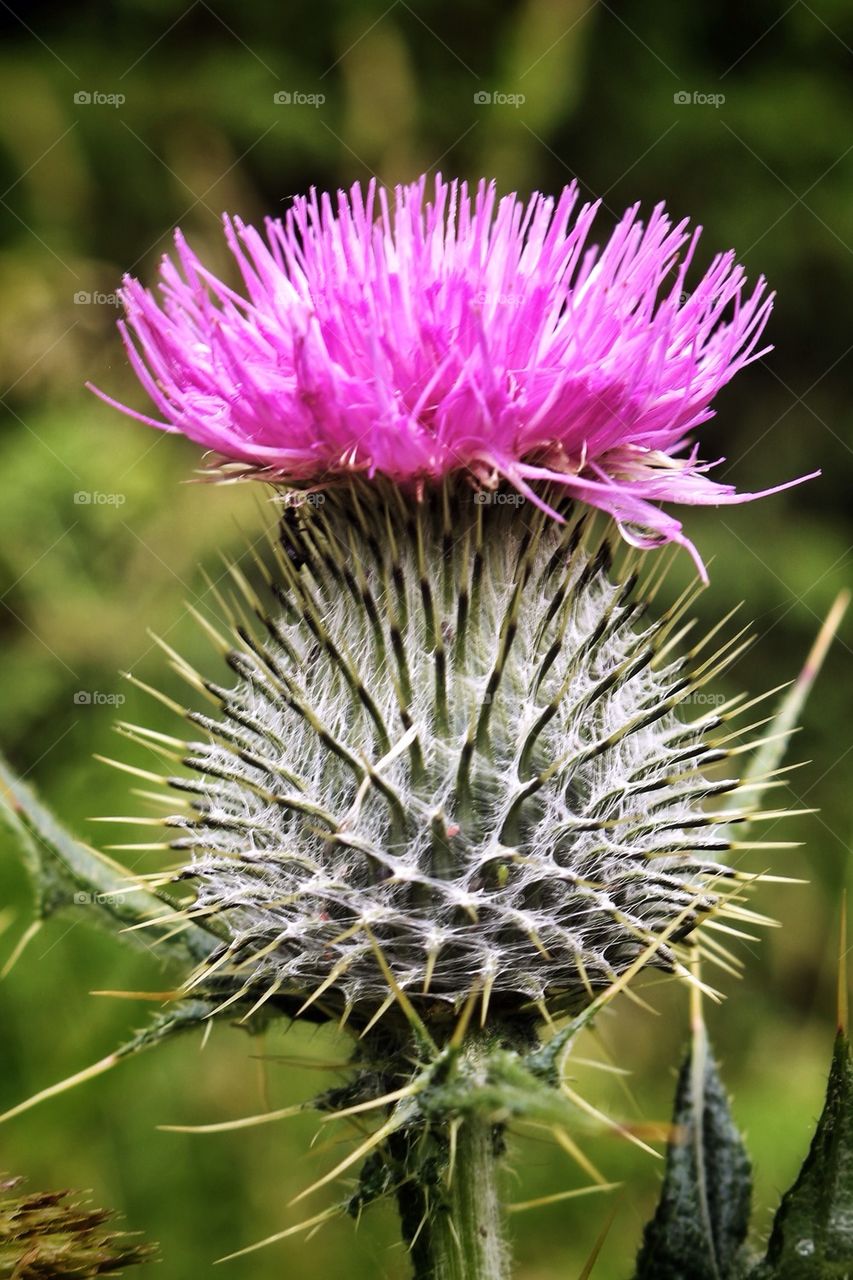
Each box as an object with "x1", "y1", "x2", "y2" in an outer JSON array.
[
  {"x1": 633, "y1": 1022, "x2": 751, "y2": 1280},
  {"x1": 752, "y1": 1031, "x2": 853, "y2": 1278}
]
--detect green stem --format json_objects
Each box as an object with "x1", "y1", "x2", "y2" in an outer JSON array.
[
  {"x1": 431, "y1": 1114, "x2": 510, "y2": 1280},
  {"x1": 393, "y1": 1037, "x2": 512, "y2": 1280}
]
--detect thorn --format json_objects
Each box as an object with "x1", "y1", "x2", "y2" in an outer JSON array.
[
  {"x1": 240, "y1": 980, "x2": 283, "y2": 1024},
  {"x1": 0, "y1": 919, "x2": 42, "y2": 981},
  {"x1": 449, "y1": 985, "x2": 481, "y2": 1050},
  {"x1": 719, "y1": 904, "x2": 780, "y2": 928},
  {"x1": 116, "y1": 721, "x2": 186, "y2": 750},
  {"x1": 576, "y1": 1200, "x2": 622, "y2": 1279},
  {"x1": 553, "y1": 1127, "x2": 608, "y2": 1185},
  {"x1": 0, "y1": 1053, "x2": 118, "y2": 1125},
  {"x1": 560, "y1": 1084, "x2": 662, "y2": 1160},
  {"x1": 320, "y1": 1082, "x2": 419, "y2": 1122},
  {"x1": 296, "y1": 959, "x2": 352, "y2": 1018},
  {"x1": 570, "y1": 1057, "x2": 630, "y2": 1078},
  {"x1": 121, "y1": 669, "x2": 188, "y2": 715},
  {"x1": 204, "y1": 982, "x2": 257, "y2": 1019},
  {"x1": 506, "y1": 1182, "x2": 620, "y2": 1214},
  {"x1": 422, "y1": 947, "x2": 439, "y2": 996},
  {"x1": 358, "y1": 993, "x2": 395, "y2": 1038},
  {"x1": 132, "y1": 788, "x2": 188, "y2": 809},
  {"x1": 288, "y1": 1115, "x2": 402, "y2": 1206},
  {"x1": 619, "y1": 985, "x2": 661, "y2": 1016},
  {"x1": 695, "y1": 947, "x2": 742, "y2": 980},
  {"x1": 94, "y1": 755, "x2": 163, "y2": 785},
  {"x1": 731, "y1": 873, "x2": 807, "y2": 885},
  {"x1": 702, "y1": 919, "x2": 759, "y2": 943},
  {"x1": 446, "y1": 1115, "x2": 462, "y2": 1188},
  {"x1": 91, "y1": 989, "x2": 180, "y2": 1002},
  {"x1": 159, "y1": 1102, "x2": 305, "y2": 1134},
  {"x1": 88, "y1": 815, "x2": 169, "y2": 826},
  {"x1": 215, "y1": 1205, "x2": 342, "y2": 1263},
  {"x1": 104, "y1": 842, "x2": 173, "y2": 852},
  {"x1": 573, "y1": 954, "x2": 596, "y2": 1003},
  {"x1": 729, "y1": 840, "x2": 802, "y2": 852},
  {"x1": 185, "y1": 601, "x2": 231, "y2": 655},
  {"x1": 480, "y1": 971, "x2": 495, "y2": 1028},
  {"x1": 364, "y1": 930, "x2": 436, "y2": 1055}
]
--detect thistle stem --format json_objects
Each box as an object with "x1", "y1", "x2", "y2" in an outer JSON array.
[
  {"x1": 431, "y1": 1114, "x2": 510, "y2": 1280},
  {"x1": 394, "y1": 1036, "x2": 511, "y2": 1280}
]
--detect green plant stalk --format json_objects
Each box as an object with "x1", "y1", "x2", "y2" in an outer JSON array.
[
  {"x1": 395, "y1": 1112, "x2": 510, "y2": 1280},
  {"x1": 430, "y1": 1112, "x2": 509, "y2": 1280},
  {"x1": 390, "y1": 1033, "x2": 511, "y2": 1280}
]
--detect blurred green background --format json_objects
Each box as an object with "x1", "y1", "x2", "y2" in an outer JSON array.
[{"x1": 0, "y1": 1, "x2": 851, "y2": 1275}]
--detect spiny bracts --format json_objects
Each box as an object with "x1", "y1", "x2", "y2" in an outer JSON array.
[{"x1": 119, "y1": 482, "x2": 772, "y2": 1030}]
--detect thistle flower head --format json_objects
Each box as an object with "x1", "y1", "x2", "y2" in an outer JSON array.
[
  {"x1": 94, "y1": 176, "x2": 813, "y2": 576},
  {"x1": 87, "y1": 177, "x2": 808, "y2": 1041}
]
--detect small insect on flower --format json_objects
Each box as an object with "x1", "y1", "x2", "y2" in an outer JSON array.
[{"x1": 91, "y1": 175, "x2": 814, "y2": 579}]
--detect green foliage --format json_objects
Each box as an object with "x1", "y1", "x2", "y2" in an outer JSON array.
[
  {"x1": 633, "y1": 1025, "x2": 751, "y2": 1280},
  {"x1": 635, "y1": 1025, "x2": 853, "y2": 1280},
  {"x1": 752, "y1": 1031, "x2": 853, "y2": 1279}
]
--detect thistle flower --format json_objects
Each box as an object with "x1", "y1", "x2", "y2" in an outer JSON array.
[
  {"x1": 4, "y1": 177, "x2": 819, "y2": 1278},
  {"x1": 92, "y1": 175, "x2": 813, "y2": 576}
]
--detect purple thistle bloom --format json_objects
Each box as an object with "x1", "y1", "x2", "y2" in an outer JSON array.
[{"x1": 93, "y1": 175, "x2": 814, "y2": 575}]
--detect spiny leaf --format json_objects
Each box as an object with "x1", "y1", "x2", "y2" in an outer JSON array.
[
  {"x1": 633, "y1": 1023, "x2": 751, "y2": 1280},
  {"x1": 0, "y1": 750, "x2": 213, "y2": 966},
  {"x1": 752, "y1": 1030, "x2": 853, "y2": 1279}
]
